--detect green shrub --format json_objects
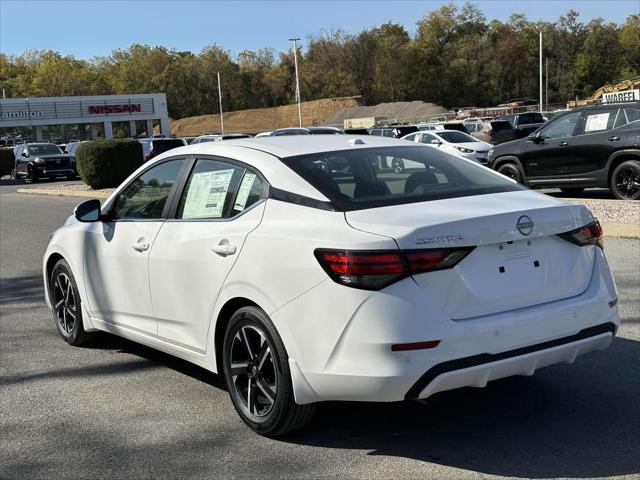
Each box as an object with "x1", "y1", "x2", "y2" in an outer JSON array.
[
  {"x1": 76, "y1": 139, "x2": 143, "y2": 189},
  {"x1": 0, "y1": 148, "x2": 15, "y2": 177}
]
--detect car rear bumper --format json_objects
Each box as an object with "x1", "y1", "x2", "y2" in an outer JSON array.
[{"x1": 275, "y1": 248, "x2": 620, "y2": 404}]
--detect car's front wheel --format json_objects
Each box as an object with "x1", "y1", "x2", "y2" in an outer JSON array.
[
  {"x1": 49, "y1": 259, "x2": 94, "y2": 346},
  {"x1": 497, "y1": 162, "x2": 522, "y2": 183},
  {"x1": 222, "y1": 306, "x2": 315, "y2": 436},
  {"x1": 27, "y1": 165, "x2": 39, "y2": 183},
  {"x1": 610, "y1": 160, "x2": 640, "y2": 200}
]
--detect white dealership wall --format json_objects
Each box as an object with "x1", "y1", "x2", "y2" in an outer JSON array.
[{"x1": 0, "y1": 93, "x2": 170, "y2": 140}]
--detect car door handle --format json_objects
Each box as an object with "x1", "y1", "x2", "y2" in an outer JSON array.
[
  {"x1": 608, "y1": 136, "x2": 620, "y2": 142},
  {"x1": 558, "y1": 141, "x2": 569, "y2": 147},
  {"x1": 211, "y1": 244, "x2": 237, "y2": 256},
  {"x1": 132, "y1": 240, "x2": 150, "y2": 252}
]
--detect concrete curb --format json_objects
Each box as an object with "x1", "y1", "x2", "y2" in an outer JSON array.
[
  {"x1": 16, "y1": 187, "x2": 111, "y2": 199},
  {"x1": 601, "y1": 223, "x2": 640, "y2": 239},
  {"x1": 15, "y1": 187, "x2": 640, "y2": 239}
]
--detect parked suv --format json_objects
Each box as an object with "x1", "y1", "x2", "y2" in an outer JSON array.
[
  {"x1": 498, "y1": 112, "x2": 546, "y2": 138},
  {"x1": 138, "y1": 138, "x2": 187, "y2": 161},
  {"x1": 488, "y1": 102, "x2": 640, "y2": 200},
  {"x1": 12, "y1": 143, "x2": 75, "y2": 182}
]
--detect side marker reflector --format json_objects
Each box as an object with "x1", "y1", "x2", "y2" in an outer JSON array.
[{"x1": 391, "y1": 340, "x2": 441, "y2": 352}]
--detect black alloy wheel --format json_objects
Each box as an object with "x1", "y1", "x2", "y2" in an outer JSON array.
[
  {"x1": 497, "y1": 163, "x2": 522, "y2": 183},
  {"x1": 611, "y1": 160, "x2": 640, "y2": 200},
  {"x1": 49, "y1": 259, "x2": 94, "y2": 345},
  {"x1": 392, "y1": 158, "x2": 405, "y2": 174},
  {"x1": 222, "y1": 306, "x2": 315, "y2": 436}
]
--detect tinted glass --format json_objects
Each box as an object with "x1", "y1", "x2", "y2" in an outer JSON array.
[
  {"x1": 625, "y1": 108, "x2": 640, "y2": 124},
  {"x1": 539, "y1": 111, "x2": 581, "y2": 139},
  {"x1": 26, "y1": 144, "x2": 62, "y2": 156},
  {"x1": 152, "y1": 139, "x2": 185, "y2": 153},
  {"x1": 177, "y1": 159, "x2": 243, "y2": 219},
  {"x1": 113, "y1": 159, "x2": 186, "y2": 220},
  {"x1": 582, "y1": 109, "x2": 617, "y2": 133},
  {"x1": 282, "y1": 146, "x2": 523, "y2": 211},
  {"x1": 418, "y1": 133, "x2": 437, "y2": 143},
  {"x1": 613, "y1": 109, "x2": 628, "y2": 129},
  {"x1": 231, "y1": 170, "x2": 265, "y2": 216},
  {"x1": 518, "y1": 113, "x2": 544, "y2": 125},
  {"x1": 437, "y1": 131, "x2": 476, "y2": 143}
]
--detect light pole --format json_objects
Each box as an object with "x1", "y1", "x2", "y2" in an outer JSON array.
[
  {"x1": 217, "y1": 71, "x2": 224, "y2": 134},
  {"x1": 289, "y1": 37, "x2": 302, "y2": 127},
  {"x1": 539, "y1": 30, "x2": 543, "y2": 113}
]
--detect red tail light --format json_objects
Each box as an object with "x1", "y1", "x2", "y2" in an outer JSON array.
[
  {"x1": 558, "y1": 220, "x2": 603, "y2": 248},
  {"x1": 315, "y1": 247, "x2": 474, "y2": 290}
]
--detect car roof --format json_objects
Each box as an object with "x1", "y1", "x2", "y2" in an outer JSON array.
[{"x1": 154, "y1": 134, "x2": 414, "y2": 160}]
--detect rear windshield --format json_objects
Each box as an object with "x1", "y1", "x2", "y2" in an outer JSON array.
[
  {"x1": 518, "y1": 113, "x2": 544, "y2": 125},
  {"x1": 436, "y1": 131, "x2": 476, "y2": 143},
  {"x1": 281, "y1": 146, "x2": 523, "y2": 211},
  {"x1": 152, "y1": 139, "x2": 184, "y2": 152}
]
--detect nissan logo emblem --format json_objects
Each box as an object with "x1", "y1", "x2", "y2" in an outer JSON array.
[{"x1": 516, "y1": 215, "x2": 534, "y2": 235}]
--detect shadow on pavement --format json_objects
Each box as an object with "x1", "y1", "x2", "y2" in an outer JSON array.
[{"x1": 0, "y1": 274, "x2": 44, "y2": 304}]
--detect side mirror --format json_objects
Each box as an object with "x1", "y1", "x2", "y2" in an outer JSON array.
[
  {"x1": 529, "y1": 132, "x2": 541, "y2": 143},
  {"x1": 430, "y1": 139, "x2": 442, "y2": 145},
  {"x1": 22, "y1": 151, "x2": 28, "y2": 157},
  {"x1": 74, "y1": 199, "x2": 102, "y2": 222}
]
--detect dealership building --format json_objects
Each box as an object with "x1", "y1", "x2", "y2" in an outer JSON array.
[{"x1": 0, "y1": 93, "x2": 170, "y2": 142}]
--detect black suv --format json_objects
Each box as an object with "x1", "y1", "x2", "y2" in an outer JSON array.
[
  {"x1": 488, "y1": 102, "x2": 640, "y2": 200},
  {"x1": 12, "y1": 143, "x2": 75, "y2": 182}
]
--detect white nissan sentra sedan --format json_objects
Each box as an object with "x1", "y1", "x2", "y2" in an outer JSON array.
[{"x1": 43, "y1": 135, "x2": 620, "y2": 436}]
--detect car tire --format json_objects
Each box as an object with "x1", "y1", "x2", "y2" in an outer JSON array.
[
  {"x1": 49, "y1": 259, "x2": 94, "y2": 346},
  {"x1": 497, "y1": 162, "x2": 522, "y2": 183},
  {"x1": 27, "y1": 165, "x2": 39, "y2": 183},
  {"x1": 610, "y1": 160, "x2": 640, "y2": 200},
  {"x1": 222, "y1": 306, "x2": 316, "y2": 437},
  {"x1": 392, "y1": 158, "x2": 405, "y2": 174},
  {"x1": 560, "y1": 188, "x2": 585, "y2": 196},
  {"x1": 9, "y1": 167, "x2": 17, "y2": 181}
]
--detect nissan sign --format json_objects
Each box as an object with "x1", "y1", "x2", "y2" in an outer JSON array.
[{"x1": 88, "y1": 104, "x2": 142, "y2": 114}]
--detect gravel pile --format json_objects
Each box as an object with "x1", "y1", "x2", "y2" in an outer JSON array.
[{"x1": 565, "y1": 198, "x2": 640, "y2": 225}]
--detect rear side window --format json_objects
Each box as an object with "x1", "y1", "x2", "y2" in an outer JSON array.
[
  {"x1": 582, "y1": 109, "x2": 618, "y2": 133},
  {"x1": 625, "y1": 108, "x2": 640, "y2": 124},
  {"x1": 176, "y1": 159, "x2": 265, "y2": 220},
  {"x1": 281, "y1": 146, "x2": 523, "y2": 211},
  {"x1": 153, "y1": 139, "x2": 185, "y2": 152}
]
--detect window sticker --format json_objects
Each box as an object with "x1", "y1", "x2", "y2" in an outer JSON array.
[
  {"x1": 182, "y1": 169, "x2": 234, "y2": 219},
  {"x1": 233, "y1": 173, "x2": 257, "y2": 211},
  {"x1": 584, "y1": 113, "x2": 610, "y2": 132}
]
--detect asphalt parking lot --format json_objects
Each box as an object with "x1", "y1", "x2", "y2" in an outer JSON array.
[{"x1": 1, "y1": 181, "x2": 639, "y2": 480}]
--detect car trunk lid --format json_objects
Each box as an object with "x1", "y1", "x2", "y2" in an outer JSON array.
[{"x1": 345, "y1": 190, "x2": 597, "y2": 319}]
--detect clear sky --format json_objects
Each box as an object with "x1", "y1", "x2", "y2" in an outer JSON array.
[{"x1": 1, "y1": 0, "x2": 638, "y2": 59}]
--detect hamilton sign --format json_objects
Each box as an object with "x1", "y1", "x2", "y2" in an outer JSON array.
[{"x1": 1, "y1": 110, "x2": 45, "y2": 120}]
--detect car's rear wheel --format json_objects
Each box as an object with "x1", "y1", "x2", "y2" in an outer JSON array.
[
  {"x1": 497, "y1": 162, "x2": 522, "y2": 183},
  {"x1": 560, "y1": 187, "x2": 585, "y2": 196},
  {"x1": 610, "y1": 160, "x2": 640, "y2": 200},
  {"x1": 222, "y1": 306, "x2": 315, "y2": 436},
  {"x1": 392, "y1": 158, "x2": 405, "y2": 173},
  {"x1": 49, "y1": 259, "x2": 94, "y2": 346}
]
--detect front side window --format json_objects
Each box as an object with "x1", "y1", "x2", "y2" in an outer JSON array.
[
  {"x1": 112, "y1": 159, "x2": 187, "y2": 220},
  {"x1": 282, "y1": 146, "x2": 523, "y2": 211},
  {"x1": 176, "y1": 159, "x2": 264, "y2": 220},
  {"x1": 538, "y1": 111, "x2": 581, "y2": 140}
]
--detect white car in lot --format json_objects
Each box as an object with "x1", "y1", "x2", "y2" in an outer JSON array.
[
  {"x1": 43, "y1": 136, "x2": 619, "y2": 436},
  {"x1": 402, "y1": 129, "x2": 492, "y2": 165}
]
